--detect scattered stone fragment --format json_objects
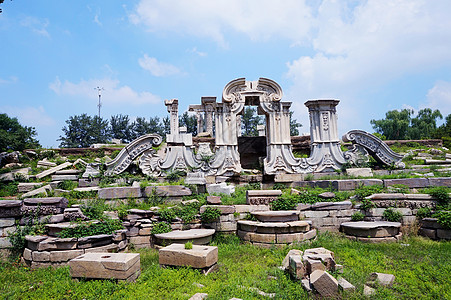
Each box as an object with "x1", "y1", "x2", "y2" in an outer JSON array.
[
  {"x1": 207, "y1": 195, "x2": 221, "y2": 204},
  {"x1": 338, "y1": 277, "x2": 355, "y2": 291},
  {"x1": 237, "y1": 286, "x2": 275, "y2": 298},
  {"x1": 188, "y1": 293, "x2": 208, "y2": 300},
  {"x1": 368, "y1": 272, "x2": 395, "y2": 287},
  {"x1": 363, "y1": 284, "x2": 376, "y2": 296},
  {"x1": 281, "y1": 249, "x2": 303, "y2": 270},
  {"x1": 310, "y1": 270, "x2": 339, "y2": 298},
  {"x1": 301, "y1": 279, "x2": 312, "y2": 292},
  {"x1": 289, "y1": 255, "x2": 306, "y2": 279},
  {"x1": 318, "y1": 192, "x2": 335, "y2": 199}
]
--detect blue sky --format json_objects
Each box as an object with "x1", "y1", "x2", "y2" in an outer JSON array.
[{"x1": 1, "y1": 0, "x2": 451, "y2": 148}]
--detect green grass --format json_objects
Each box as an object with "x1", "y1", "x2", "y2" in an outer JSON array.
[{"x1": 0, "y1": 233, "x2": 449, "y2": 299}]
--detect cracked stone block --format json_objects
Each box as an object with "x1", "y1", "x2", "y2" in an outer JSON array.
[
  {"x1": 310, "y1": 270, "x2": 338, "y2": 298},
  {"x1": 368, "y1": 272, "x2": 395, "y2": 287},
  {"x1": 159, "y1": 244, "x2": 218, "y2": 269}
]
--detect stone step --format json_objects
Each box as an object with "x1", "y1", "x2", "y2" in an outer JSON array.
[
  {"x1": 251, "y1": 210, "x2": 299, "y2": 222},
  {"x1": 340, "y1": 221, "x2": 401, "y2": 238},
  {"x1": 159, "y1": 243, "x2": 218, "y2": 268},
  {"x1": 153, "y1": 229, "x2": 215, "y2": 246},
  {"x1": 237, "y1": 220, "x2": 310, "y2": 234}
]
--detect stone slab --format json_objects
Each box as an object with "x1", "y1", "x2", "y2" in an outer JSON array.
[
  {"x1": 21, "y1": 185, "x2": 52, "y2": 198},
  {"x1": 145, "y1": 185, "x2": 192, "y2": 197},
  {"x1": 341, "y1": 221, "x2": 401, "y2": 238},
  {"x1": 289, "y1": 254, "x2": 306, "y2": 279},
  {"x1": 246, "y1": 190, "x2": 282, "y2": 205},
  {"x1": 282, "y1": 249, "x2": 303, "y2": 270},
  {"x1": 310, "y1": 270, "x2": 338, "y2": 298},
  {"x1": 346, "y1": 168, "x2": 373, "y2": 177},
  {"x1": 69, "y1": 252, "x2": 140, "y2": 281},
  {"x1": 383, "y1": 178, "x2": 429, "y2": 188},
  {"x1": 36, "y1": 162, "x2": 72, "y2": 179},
  {"x1": 98, "y1": 187, "x2": 142, "y2": 199},
  {"x1": 338, "y1": 277, "x2": 355, "y2": 291},
  {"x1": 312, "y1": 201, "x2": 352, "y2": 210},
  {"x1": 200, "y1": 205, "x2": 235, "y2": 214},
  {"x1": 251, "y1": 210, "x2": 299, "y2": 222},
  {"x1": 51, "y1": 175, "x2": 78, "y2": 181},
  {"x1": 206, "y1": 182, "x2": 235, "y2": 195},
  {"x1": 437, "y1": 229, "x2": 451, "y2": 240},
  {"x1": 154, "y1": 229, "x2": 215, "y2": 245},
  {"x1": 17, "y1": 182, "x2": 43, "y2": 193},
  {"x1": 159, "y1": 243, "x2": 218, "y2": 268}
]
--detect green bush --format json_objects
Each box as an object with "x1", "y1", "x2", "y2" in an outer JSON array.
[
  {"x1": 359, "y1": 198, "x2": 375, "y2": 211},
  {"x1": 388, "y1": 184, "x2": 410, "y2": 194},
  {"x1": 177, "y1": 203, "x2": 200, "y2": 224},
  {"x1": 200, "y1": 206, "x2": 221, "y2": 223},
  {"x1": 351, "y1": 211, "x2": 365, "y2": 221},
  {"x1": 355, "y1": 184, "x2": 385, "y2": 200},
  {"x1": 383, "y1": 208, "x2": 403, "y2": 222},
  {"x1": 57, "y1": 180, "x2": 78, "y2": 191},
  {"x1": 158, "y1": 208, "x2": 176, "y2": 222},
  {"x1": 0, "y1": 182, "x2": 18, "y2": 197},
  {"x1": 151, "y1": 222, "x2": 172, "y2": 234},
  {"x1": 79, "y1": 199, "x2": 109, "y2": 220},
  {"x1": 416, "y1": 207, "x2": 432, "y2": 220},
  {"x1": 57, "y1": 219, "x2": 123, "y2": 238},
  {"x1": 425, "y1": 186, "x2": 450, "y2": 206},
  {"x1": 271, "y1": 193, "x2": 298, "y2": 210},
  {"x1": 297, "y1": 188, "x2": 323, "y2": 204},
  {"x1": 434, "y1": 210, "x2": 451, "y2": 229}
]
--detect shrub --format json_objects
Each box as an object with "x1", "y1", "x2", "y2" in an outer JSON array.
[
  {"x1": 359, "y1": 198, "x2": 375, "y2": 211},
  {"x1": 151, "y1": 222, "x2": 172, "y2": 234},
  {"x1": 416, "y1": 207, "x2": 432, "y2": 220},
  {"x1": 388, "y1": 184, "x2": 410, "y2": 194},
  {"x1": 271, "y1": 193, "x2": 298, "y2": 210},
  {"x1": 434, "y1": 210, "x2": 451, "y2": 229},
  {"x1": 57, "y1": 180, "x2": 78, "y2": 191},
  {"x1": 158, "y1": 208, "x2": 176, "y2": 222},
  {"x1": 297, "y1": 188, "x2": 323, "y2": 204},
  {"x1": 178, "y1": 203, "x2": 200, "y2": 224},
  {"x1": 57, "y1": 219, "x2": 123, "y2": 238},
  {"x1": 351, "y1": 211, "x2": 365, "y2": 221},
  {"x1": 425, "y1": 186, "x2": 450, "y2": 206},
  {"x1": 355, "y1": 184, "x2": 385, "y2": 200},
  {"x1": 200, "y1": 207, "x2": 221, "y2": 223},
  {"x1": 79, "y1": 199, "x2": 109, "y2": 220},
  {"x1": 383, "y1": 208, "x2": 403, "y2": 222}
]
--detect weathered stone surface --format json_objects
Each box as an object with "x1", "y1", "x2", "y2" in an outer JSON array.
[
  {"x1": 274, "y1": 173, "x2": 305, "y2": 182},
  {"x1": 282, "y1": 249, "x2": 303, "y2": 270},
  {"x1": 129, "y1": 236, "x2": 151, "y2": 248},
  {"x1": 98, "y1": 187, "x2": 142, "y2": 199},
  {"x1": 23, "y1": 197, "x2": 68, "y2": 207},
  {"x1": 368, "y1": 272, "x2": 395, "y2": 287},
  {"x1": 21, "y1": 185, "x2": 53, "y2": 198},
  {"x1": 78, "y1": 234, "x2": 113, "y2": 249},
  {"x1": 188, "y1": 293, "x2": 208, "y2": 300},
  {"x1": 0, "y1": 237, "x2": 12, "y2": 248},
  {"x1": 428, "y1": 177, "x2": 451, "y2": 187},
  {"x1": 159, "y1": 244, "x2": 218, "y2": 268},
  {"x1": 418, "y1": 228, "x2": 436, "y2": 239},
  {"x1": 252, "y1": 211, "x2": 299, "y2": 222},
  {"x1": 49, "y1": 249, "x2": 85, "y2": 262},
  {"x1": 246, "y1": 190, "x2": 282, "y2": 205},
  {"x1": 289, "y1": 255, "x2": 306, "y2": 279},
  {"x1": 0, "y1": 218, "x2": 15, "y2": 228},
  {"x1": 145, "y1": 185, "x2": 192, "y2": 197},
  {"x1": 84, "y1": 243, "x2": 119, "y2": 253},
  {"x1": 363, "y1": 284, "x2": 376, "y2": 296},
  {"x1": 304, "y1": 210, "x2": 329, "y2": 218},
  {"x1": 69, "y1": 252, "x2": 140, "y2": 281},
  {"x1": 64, "y1": 208, "x2": 88, "y2": 221},
  {"x1": 304, "y1": 229, "x2": 317, "y2": 241},
  {"x1": 346, "y1": 168, "x2": 373, "y2": 177},
  {"x1": 312, "y1": 201, "x2": 352, "y2": 210},
  {"x1": 338, "y1": 277, "x2": 355, "y2": 291},
  {"x1": 303, "y1": 257, "x2": 326, "y2": 274},
  {"x1": 296, "y1": 203, "x2": 312, "y2": 211},
  {"x1": 0, "y1": 167, "x2": 31, "y2": 182},
  {"x1": 437, "y1": 229, "x2": 451, "y2": 240},
  {"x1": 277, "y1": 232, "x2": 304, "y2": 243},
  {"x1": 384, "y1": 178, "x2": 428, "y2": 188},
  {"x1": 32, "y1": 250, "x2": 50, "y2": 262},
  {"x1": 18, "y1": 182, "x2": 43, "y2": 193},
  {"x1": 301, "y1": 279, "x2": 312, "y2": 292},
  {"x1": 255, "y1": 222, "x2": 290, "y2": 234},
  {"x1": 36, "y1": 162, "x2": 72, "y2": 179},
  {"x1": 310, "y1": 270, "x2": 338, "y2": 298},
  {"x1": 421, "y1": 218, "x2": 442, "y2": 229},
  {"x1": 51, "y1": 175, "x2": 78, "y2": 181},
  {"x1": 206, "y1": 182, "x2": 235, "y2": 195},
  {"x1": 185, "y1": 172, "x2": 207, "y2": 185},
  {"x1": 154, "y1": 229, "x2": 215, "y2": 246},
  {"x1": 200, "y1": 205, "x2": 235, "y2": 214},
  {"x1": 234, "y1": 205, "x2": 269, "y2": 213},
  {"x1": 341, "y1": 221, "x2": 401, "y2": 237},
  {"x1": 206, "y1": 196, "x2": 221, "y2": 204}
]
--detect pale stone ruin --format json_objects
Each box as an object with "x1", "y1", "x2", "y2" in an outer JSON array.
[{"x1": 104, "y1": 77, "x2": 405, "y2": 178}]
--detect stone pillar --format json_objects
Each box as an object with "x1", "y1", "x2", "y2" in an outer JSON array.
[
  {"x1": 202, "y1": 97, "x2": 216, "y2": 136},
  {"x1": 165, "y1": 99, "x2": 179, "y2": 135}
]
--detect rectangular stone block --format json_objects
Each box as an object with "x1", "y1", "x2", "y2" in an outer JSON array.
[
  {"x1": 277, "y1": 232, "x2": 304, "y2": 244},
  {"x1": 217, "y1": 221, "x2": 237, "y2": 232},
  {"x1": 234, "y1": 205, "x2": 269, "y2": 213},
  {"x1": 129, "y1": 236, "x2": 150, "y2": 246},
  {"x1": 0, "y1": 237, "x2": 12, "y2": 249},
  {"x1": 50, "y1": 249, "x2": 84, "y2": 262},
  {"x1": 437, "y1": 229, "x2": 451, "y2": 240},
  {"x1": 36, "y1": 162, "x2": 72, "y2": 179},
  {"x1": 304, "y1": 211, "x2": 329, "y2": 218},
  {"x1": 159, "y1": 244, "x2": 218, "y2": 268},
  {"x1": 69, "y1": 252, "x2": 140, "y2": 281},
  {"x1": 51, "y1": 175, "x2": 78, "y2": 181},
  {"x1": 338, "y1": 277, "x2": 355, "y2": 291},
  {"x1": 145, "y1": 185, "x2": 192, "y2": 197},
  {"x1": 0, "y1": 200, "x2": 22, "y2": 218},
  {"x1": 310, "y1": 270, "x2": 339, "y2": 298},
  {"x1": 246, "y1": 190, "x2": 282, "y2": 205},
  {"x1": 18, "y1": 183, "x2": 43, "y2": 193},
  {"x1": 428, "y1": 177, "x2": 451, "y2": 187},
  {"x1": 289, "y1": 255, "x2": 306, "y2": 279},
  {"x1": 32, "y1": 251, "x2": 50, "y2": 262},
  {"x1": 251, "y1": 233, "x2": 276, "y2": 243},
  {"x1": 418, "y1": 228, "x2": 436, "y2": 239},
  {"x1": 0, "y1": 218, "x2": 15, "y2": 228},
  {"x1": 383, "y1": 178, "x2": 428, "y2": 188},
  {"x1": 23, "y1": 248, "x2": 32, "y2": 261},
  {"x1": 98, "y1": 187, "x2": 142, "y2": 199},
  {"x1": 200, "y1": 205, "x2": 235, "y2": 214}
]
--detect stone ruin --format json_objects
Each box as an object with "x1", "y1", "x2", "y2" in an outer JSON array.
[{"x1": 104, "y1": 77, "x2": 405, "y2": 177}]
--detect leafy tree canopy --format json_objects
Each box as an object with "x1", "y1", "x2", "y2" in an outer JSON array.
[
  {"x1": 0, "y1": 113, "x2": 40, "y2": 152},
  {"x1": 58, "y1": 114, "x2": 110, "y2": 148}
]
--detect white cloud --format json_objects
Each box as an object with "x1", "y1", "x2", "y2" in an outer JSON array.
[
  {"x1": 138, "y1": 54, "x2": 181, "y2": 77},
  {"x1": 94, "y1": 14, "x2": 102, "y2": 26},
  {"x1": 188, "y1": 47, "x2": 207, "y2": 57},
  {"x1": 49, "y1": 77, "x2": 161, "y2": 105},
  {"x1": 0, "y1": 105, "x2": 55, "y2": 127},
  {"x1": 129, "y1": 0, "x2": 315, "y2": 47},
  {"x1": 424, "y1": 80, "x2": 451, "y2": 117},
  {"x1": 0, "y1": 76, "x2": 18, "y2": 85},
  {"x1": 20, "y1": 16, "x2": 50, "y2": 38}
]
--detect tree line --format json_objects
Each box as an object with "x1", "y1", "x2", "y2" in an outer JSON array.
[{"x1": 371, "y1": 108, "x2": 450, "y2": 141}]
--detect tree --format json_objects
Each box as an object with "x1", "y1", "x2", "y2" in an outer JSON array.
[
  {"x1": 130, "y1": 116, "x2": 165, "y2": 140},
  {"x1": 179, "y1": 112, "x2": 197, "y2": 136},
  {"x1": 110, "y1": 114, "x2": 133, "y2": 143},
  {"x1": 434, "y1": 113, "x2": 451, "y2": 138},
  {"x1": 409, "y1": 108, "x2": 442, "y2": 139},
  {"x1": 290, "y1": 111, "x2": 302, "y2": 136},
  {"x1": 370, "y1": 109, "x2": 413, "y2": 140},
  {"x1": 241, "y1": 107, "x2": 263, "y2": 136},
  {"x1": 58, "y1": 114, "x2": 110, "y2": 148},
  {"x1": 0, "y1": 113, "x2": 40, "y2": 152}
]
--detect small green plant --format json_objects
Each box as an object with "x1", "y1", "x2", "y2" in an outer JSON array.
[
  {"x1": 388, "y1": 184, "x2": 410, "y2": 194},
  {"x1": 151, "y1": 222, "x2": 172, "y2": 234},
  {"x1": 359, "y1": 198, "x2": 375, "y2": 211},
  {"x1": 434, "y1": 210, "x2": 451, "y2": 229},
  {"x1": 271, "y1": 193, "x2": 298, "y2": 210},
  {"x1": 425, "y1": 186, "x2": 450, "y2": 206},
  {"x1": 166, "y1": 170, "x2": 186, "y2": 183},
  {"x1": 184, "y1": 241, "x2": 193, "y2": 249},
  {"x1": 383, "y1": 207, "x2": 403, "y2": 222},
  {"x1": 351, "y1": 211, "x2": 365, "y2": 221},
  {"x1": 57, "y1": 180, "x2": 78, "y2": 191},
  {"x1": 272, "y1": 183, "x2": 286, "y2": 190},
  {"x1": 416, "y1": 207, "x2": 432, "y2": 220},
  {"x1": 244, "y1": 212, "x2": 257, "y2": 221},
  {"x1": 158, "y1": 208, "x2": 176, "y2": 222},
  {"x1": 200, "y1": 206, "x2": 221, "y2": 223},
  {"x1": 57, "y1": 219, "x2": 123, "y2": 238},
  {"x1": 355, "y1": 184, "x2": 385, "y2": 200}
]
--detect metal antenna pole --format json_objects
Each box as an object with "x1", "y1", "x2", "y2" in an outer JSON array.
[{"x1": 94, "y1": 87, "x2": 104, "y2": 118}]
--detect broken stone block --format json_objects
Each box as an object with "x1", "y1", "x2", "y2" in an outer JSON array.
[
  {"x1": 207, "y1": 195, "x2": 221, "y2": 204},
  {"x1": 36, "y1": 162, "x2": 72, "y2": 179},
  {"x1": 368, "y1": 272, "x2": 395, "y2": 287},
  {"x1": 98, "y1": 187, "x2": 142, "y2": 199},
  {"x1": 0, "y1": 200, "x2": 22, "y2": 218},
  {"x1": 338, "y1": 277, "x2": 355, "y2": 291},
  {"x1": 289, "y1": 255, "x2": 306, "y2": 279},
  {"x1": 310, "y1": 270, "x2": 339, "y2": 298},
  {"x1": 22, "y1": 197, "x2": 68, "y2": 215},
  {"x1": 301, "y1": 278, "x2": 312, "y2": 292},
  {"x1": 69, "y1": 252, "x2": 140, "y2": 281},
  {"x1": 303, "y1": 257, "x2": 326, "y2": 274},
  {"x1": 159, "y1": 243, "x2": 218, "y2": 269},
  {"x1": 304, "y1": 247, "x2": 335, "y2": 271},
  {"x1": 363, "y1": 284, "x2": 376, "y2": 296},
  {"x1": 282, "y1": 249, "x2": 303, "y2": 269},
  {"x1": 188, "y1": 293, "x2": 208, "y2": 300}
]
